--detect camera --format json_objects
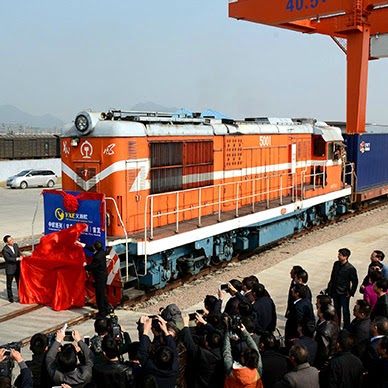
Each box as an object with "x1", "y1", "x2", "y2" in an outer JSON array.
[
  {"x1": 84, "y1": 336, "x2": 90, "y2": 347},
  {"x1": 1, "y1": 342, "x2": 21, "y2": 353},
  {"x1": 46, "y1": 332, "x2": 56, "y2": 348},
  {"x1": 230, "y1": 315, "x2": 242, "y2": 333},
  {"x1": 220, "y1": 284, "x2": 229, "y2": 291},
  {"x1": 188, "y1": 313, "x2": 197, "y2": 321},
  {"x1": 107, "y1": 308, "x2": 123, "y2": 343},
  {"x1": 64, "y1": 330, "x2": 73, "y2": 342},
  {"x1": 0, "y1": 342, "x2": 21, "y2": 377},
  {"x1": 148, "y1": 316, "x2": 162, "y2": 332}
]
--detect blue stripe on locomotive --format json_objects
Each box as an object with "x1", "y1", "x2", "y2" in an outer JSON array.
[{"x1": 344, "y1": 133, "x2": 388, "y2": 191}]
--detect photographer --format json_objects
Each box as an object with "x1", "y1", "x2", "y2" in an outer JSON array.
[
  {"x1": 138, "y1": 316, "x2": 179, "y2": 388},
  {"x1": 45, "y1": 329, "x2": 93, "y2": 387},
  {"x1": 106, "y1": 311, "x2": 132, "y2": 360},
  {"x1": 92, "y1": 335, "x2": 135, "y2": 388},
  {"x1": 0, "y1": 347, "x2": 33, "y2": 388},
  {"x1": 14, "y1": 333, "x2": 47, "y2": 388},
  {"x1": 90, "y1": 317, "x2": 109, "y2": 366},
  {"x1": 223, "y1": 318, "x2": 263, "y2": 388},
  {"x1": 181, "y1": 313, "x2": 224, "y2": 388}
]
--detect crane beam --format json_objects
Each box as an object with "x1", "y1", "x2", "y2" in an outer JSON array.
[{"x1": 229, "y1": 0, "x2": 388, "y2": 133}]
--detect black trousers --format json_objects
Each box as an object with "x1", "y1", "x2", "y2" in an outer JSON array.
[
  {"x1": 6, "y1": 271, "x2": 19, "y2": 301},
  {"x1": 94, "y1": 278, "x2": 109, "y2": 317}
]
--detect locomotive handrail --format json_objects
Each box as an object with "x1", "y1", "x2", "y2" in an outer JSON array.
[
  {"x1": 145, "y1": 171, "x2": 300, "y2": 240},
  {"x1": 342, "y1": 162, "x2": 356, "y2": 202},
  {"x1": 105, "y1": 197, "x2": 135, "y2": 283}
]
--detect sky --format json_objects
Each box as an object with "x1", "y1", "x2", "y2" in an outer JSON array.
[{"x1": 1, "y1": 0, "x2": 387, "y2": 124}]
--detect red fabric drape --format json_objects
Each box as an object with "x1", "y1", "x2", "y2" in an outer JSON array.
[{"x1": 19, "y1": 223, "x2": 87, "y2": 311}]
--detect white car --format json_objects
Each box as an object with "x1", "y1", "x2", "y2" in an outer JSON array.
[{"x1": 6, "y1": 169, "x2": 58, "y2": 189}]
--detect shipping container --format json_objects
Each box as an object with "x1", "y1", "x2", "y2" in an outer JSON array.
[{"x1": 344, "y1": 132, "x2": 388, "y2": 191}]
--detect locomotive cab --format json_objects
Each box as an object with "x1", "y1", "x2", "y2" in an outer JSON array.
[{"x1": 305, "y1": 124, "x2": 345, "y2": 195}]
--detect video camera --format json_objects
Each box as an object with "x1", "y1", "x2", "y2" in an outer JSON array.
[
  {"x1": 230, "y1": 315, "x2": 242, "y2": 334},
  {"x1": 0, "y1": 342, "x2": 21, "y2": 377},
  {"x1": 107, "y1": 307, "x2": 123, "y2": 343}
]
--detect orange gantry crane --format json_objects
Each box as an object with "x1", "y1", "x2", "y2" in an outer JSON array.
[{"x1": 229, "y1": 0, "x2": 388, "y2": 133}]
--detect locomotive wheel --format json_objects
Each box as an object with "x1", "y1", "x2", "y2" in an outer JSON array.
[
  {"x1": 211, "y1": 256, "x2": 222, "y2": 265},
  {"x1": 47, "y1": 180, "x2": 55, "y2": 188},
  {"x1": 20, "y1": 181, "x2": 28, "y2": 189}
]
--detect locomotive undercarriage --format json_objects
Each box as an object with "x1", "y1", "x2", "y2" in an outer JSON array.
[{"x1": 116, "y1": 196, "x2": 350, "y2": 290}]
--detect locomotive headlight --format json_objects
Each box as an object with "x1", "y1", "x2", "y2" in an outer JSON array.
[
  {"x1": 75, "y1": 114, "x2": 89, "y2": 132},
  {"x1": 73, "y1": 111, "x2": 100, "y2": 135}
]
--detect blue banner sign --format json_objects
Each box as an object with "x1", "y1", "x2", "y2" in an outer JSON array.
[{"x1": 43, "y1": 190, "x2": 106, "y2": 248}]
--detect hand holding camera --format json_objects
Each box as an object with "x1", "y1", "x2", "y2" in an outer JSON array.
[{"x1": 10, "y1": 349, "x2": 23, "y2": 363}]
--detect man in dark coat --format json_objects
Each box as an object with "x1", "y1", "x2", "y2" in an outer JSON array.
[
  {"x1": 92, "y1": 335, "x2": 134, "y2": 388},
  {"x1": 314, "y1": 304, "x2": 339, "y2": 370},
  {"x1": 138, "y1": 316, "x2": 179, "y2": 388},
  {"x1": 326, "y1": 330, "x2": 364, "y2": 388},
  {"x1": 181, "y1": 315, "x2": 224, "y2": 388},
  {"x1": 83, "y1": 240, "x2": 109, "y2": 317},
  {"x1": 327, "y1": 248, "x2": 358, "y2": 330},
  {"x1": 348, "y1": 299, "x2": 371, "y2": 357},
  {"x1": 362, "y1": 317, "x2": 388, "y2": 387},
  {"x1": 259, "y1": 332, "x2": 290, "y2": 388},
  {"x1": 291, "y1": 321, "x2": 318, "y2": 366},
  {"x1": 251, "y1": 283, "x2": 277, "y2": 335},
  {"x1": 370, "y1": 278, "x2": 388, "y2": 320},
  {"x1": 285, "y1": 284, "x2": 315, "y2": 345},
  {"x1": 285, "y1": 266, "x2": 303, "y2": 318},
  {"x1": 2, "y1": 234, "x2": 23, "y2": 302}
]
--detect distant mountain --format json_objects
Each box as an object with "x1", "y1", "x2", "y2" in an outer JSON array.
[
  {"x1": 130, "y1": 101, "x2": 179, "y2": 113},
  {"x1": 0, "y1": 105, "x2": 64, "y2": 128}
]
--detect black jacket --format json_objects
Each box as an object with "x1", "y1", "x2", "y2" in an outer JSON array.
[
  {"x1": 252, "y1": 296, "x2": 277, "y2": 334},
  {"x1": 261, "y1": 350, "x2": 290, "y2": 388},
  {"x1": 327, "y1": 351, "x2": 364, "y2": 388},
  {"x1": 181, "y1": 327, "x2": 224, "y2": 388},
  {"x1": 327, "y1": 261, "x2": 358, "y2": 297},
  {"x1": 93, "y1": 360, "x2": 134, "y2": 388},
  {"x1": 314, "y1": 320, "x2": 339, "y2": 369},
  {"x1": 85, "y1": 246, "x2": 108, "y2": 282},
  {"x1": 285, "y1": 298, "x2": 314, "y2": 343},
  {"x1": 370, "y1": 294, "x2": 388, "y2": 320},
  {"x1": 138, "y1": 334, "x2": 179, "y2": 388},
  {"x1": 348, "y1": 317, "x2": 371, "y2": 358}
]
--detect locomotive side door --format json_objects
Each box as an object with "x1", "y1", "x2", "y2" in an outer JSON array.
[
  {"x1": 125, "y1": 159, "x2": 147, "y2": 231},
  {"x1": 73, "y1": 161, "x2": 101, "y2": 192}
]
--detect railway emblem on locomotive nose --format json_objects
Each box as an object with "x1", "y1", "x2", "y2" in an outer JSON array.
[{"x1": 80, "y1": 140, "x2": 93, "y2": 159}]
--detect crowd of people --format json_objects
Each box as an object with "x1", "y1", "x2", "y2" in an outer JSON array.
[{"x1": 1, "y1": 247, "x2": 388, "y2": 388}]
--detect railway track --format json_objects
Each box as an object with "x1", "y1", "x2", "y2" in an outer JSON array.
[{"x1": 2, "y1": 198, "x2": 388, "y2": 348}]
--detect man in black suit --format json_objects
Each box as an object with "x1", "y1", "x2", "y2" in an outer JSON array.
[
  {"x1": 259, "y1": 332, "x2": 290, "y2": 388},
  {"x1": 83, "y1": 240, "x2": 109, "y2": 317},
  {"x1": 2, "y1": 235, "x2": 23, "y2": 302},
  {"x1": 285, "y1": 284, "x2": 315, "y2": 346},
  {"x1": 370, "y1": 278, "x2": 388, "y2": 320},
  {"x1": 362, "y1": 317, "x2": 388, "y2": 386}
]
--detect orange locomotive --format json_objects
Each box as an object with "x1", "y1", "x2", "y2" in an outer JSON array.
[{"x1": 61, "y1": 110, "x2": 351, "y2": 289}]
